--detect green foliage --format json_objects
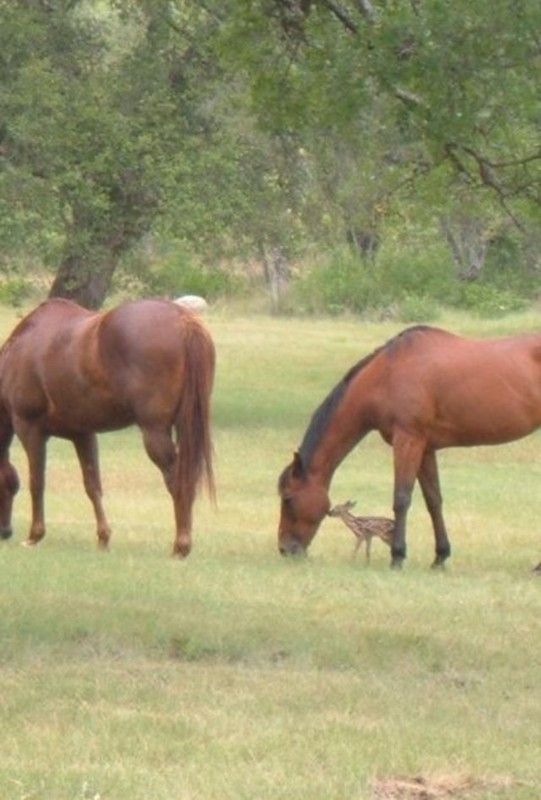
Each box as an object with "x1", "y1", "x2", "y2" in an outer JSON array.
[
  {"x1": 293, "y1": 244, "x2": 456, "y2": 317},
  {"x1": 222, "y1": 0, "x2": 541, "y2": 265},
  {"x1": 149, "y1": 256, "x2": 246, "y2": 301},
  {"x1": 1, "y1": 1, "x2": 539, "y2": 307},
  {"x1": 117, "y1": 239, "x2": 248, "y2": 301},
  {"x1": 377, "y1": 244, "x2": 457, "y2": 302},
  {"x1": 0, "y1": 277, "x2": 33, "y2": 307},
  {"x1": 291, "y1": 238, "x2": 535, "y2": 319},
  {"x1": 397, "y1": 293, "x2": 440, "y2": 323},
  {"x1": 452, "y1": 283, "x2": 527, "y2": 318},
  {"x1": 293, "y1": 250, "x2": 381, "y2": 315}
]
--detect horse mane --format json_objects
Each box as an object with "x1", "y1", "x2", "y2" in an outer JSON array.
[{"x1": 297, "y1": 325, "x2": 433, "y2": 471}]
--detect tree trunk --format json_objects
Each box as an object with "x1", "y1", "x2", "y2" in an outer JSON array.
[
  {"x1": 49, "y1": 250, "x2": 120, "y2": 309},
  {"x1": 440, "y1": 215, "x2": 491, "y2": 281},
  {"x1": 346, "y1": 227, "x2": 380, "y2": 261},
  {"x1": 262, "y1": 244, "x2": 291, "y2": 312}
]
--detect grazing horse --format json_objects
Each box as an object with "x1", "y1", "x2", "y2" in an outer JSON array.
[
  {"x1": 277, "y1": 325, "x2": 541, "y2": 570},
  {"x1": 0, "y1": 298, "x2": 215, "y2": 556}
]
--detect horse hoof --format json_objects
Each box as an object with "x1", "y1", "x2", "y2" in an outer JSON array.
[
  {"x1": 533, "y1": 562, "x2": 541, "y2": 574},
  {"x1": 172, "y1": 541, "x2": 192, "y2": 558},
  {"x1": 390, "y1": 560, "x2": 403, "y2": 571},
  {"x1": 21, "y1": 539, "x2": 38, "y2": 548},
  {"x1": 0, "y1": 527, "x2": 13, "y2": 540},
  {"x1": 431, "y1": 560, "x2": 446, "y2": 570},
  {"x1": 172, "y1": 549, "x2": 190, "y2": 559}
]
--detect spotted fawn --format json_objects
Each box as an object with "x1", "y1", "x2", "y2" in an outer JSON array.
[{"x1": 328, "y1": 500, "x2": 395, "y2": 562}]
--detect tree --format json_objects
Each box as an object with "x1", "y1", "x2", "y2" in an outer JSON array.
[
  {"x1": 220, "y1": 0, "x2": 540, "y2": 238},
  {"x1": 1, "y1": 1, "x2": 539, "y2": 307},
  {"x1": 0, "y1": 1, "x2": 238, "y2": 307}
]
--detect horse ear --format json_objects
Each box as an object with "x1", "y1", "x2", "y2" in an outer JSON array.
[{"x1": 291, "y1": 451, "x2": 304, "y2": 479}]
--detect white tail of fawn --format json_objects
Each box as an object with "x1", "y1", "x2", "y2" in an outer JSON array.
[{"x1": 328, "y1": 500, "x2": 395, "y2": 562}]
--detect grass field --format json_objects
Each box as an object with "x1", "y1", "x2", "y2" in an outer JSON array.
[{"x1": 0, "y1": 304, "x2": 539, "y2": 800}]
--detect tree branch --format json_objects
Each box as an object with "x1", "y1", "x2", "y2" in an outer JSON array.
[
  {"x1": 444, "y1": 143, "x2": 475, "y2": 183},
  {"x1": 444, "y1": 143, "x2": 528, "y2": 231},
  {"x1": 320, "y1": 0, "x2": 359, "y2": 33},
  {"x1": 497, "y1": 196, "x2": 527, "y2": 233},
  {"x1": 394, "y1": 87, "x2": 427, "y2": 109},
  {"x1": 480, "y1": 151, "x2": 540, "y2": 170},
  {"x1": 352, "y1": 0, "x2": 376, "y2": 21}
]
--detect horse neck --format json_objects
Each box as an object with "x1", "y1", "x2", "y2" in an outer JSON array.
[{"x1": 306, "y1": 380, "x2": 374, "y2": 487}]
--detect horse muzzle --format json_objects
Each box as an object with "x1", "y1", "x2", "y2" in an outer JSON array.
[{"x1": 278, "y1": 536, "x2": 307, "y2": 557}]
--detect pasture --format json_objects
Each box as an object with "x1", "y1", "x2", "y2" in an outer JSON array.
[{"x1": 0, "y1": 305, "x2": 539, "y2": 800}]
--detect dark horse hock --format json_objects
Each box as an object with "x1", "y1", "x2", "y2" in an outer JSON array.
[
  {"x1": 278, "y1": 325, "x2": 541, "y2": 570},
  {"x1": 0, "y1": 298, "x2": 215, "y2": 556}
]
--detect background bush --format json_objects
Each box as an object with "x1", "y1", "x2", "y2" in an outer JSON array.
[{"x1": 291, "y1": 239, "x2": 536, "y2": 320}]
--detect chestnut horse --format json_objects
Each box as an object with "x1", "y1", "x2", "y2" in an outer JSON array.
[
  {"x1": 278, "y1": 325, "x2": 541, "y2": 570},
  {"x1": 0, "y1": 298, "x2": 215, "y2": 556}
]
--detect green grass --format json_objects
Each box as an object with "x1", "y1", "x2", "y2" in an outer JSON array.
[{"x1": 0, "y1": 305, "x2": 540, "y2": 799}]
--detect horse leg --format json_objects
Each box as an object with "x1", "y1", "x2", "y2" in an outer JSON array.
[
  {"x1": 72, "y1": 433, "x2": 111, "y2": 550},
  {"x1": 14, "y1": 418, "x2": 47, "y2": 545},
  {"x1": 0, "y1": 416, "x2": 17, "y2": 539},
  {"x1": 391, "y1": 431, "x2": 426, "y2": 569},
  {"x1": 417, "y1": 450, "x2": 451, "y2": 569},
  {"x1": 141, "y1": 425, "x2": 192, "y2": 558}
]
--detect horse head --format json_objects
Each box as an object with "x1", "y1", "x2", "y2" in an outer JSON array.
[
  {"x1": 277, "y1": 452, "x2": 330, "y2": 556},
  {"x1": 0, "y1": 459, "x2": 19, "y2": 539}
]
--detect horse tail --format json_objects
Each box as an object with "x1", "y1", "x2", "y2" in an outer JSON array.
[{"x1": 174, "y1": 317, "x2": 216, "y2": 511}]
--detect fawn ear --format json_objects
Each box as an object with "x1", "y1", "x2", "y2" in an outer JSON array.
[{"x1": 291, "y1": 451, "x2": 304, "y2": 479}]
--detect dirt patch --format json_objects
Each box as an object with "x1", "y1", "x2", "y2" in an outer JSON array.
[{"x1": 371, "y1": 774, "x2": 516, "y2": 799}]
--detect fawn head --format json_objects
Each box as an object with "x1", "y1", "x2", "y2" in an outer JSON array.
[{"x1": 328, "y1": 500, "x2": 356, "y2": 517}]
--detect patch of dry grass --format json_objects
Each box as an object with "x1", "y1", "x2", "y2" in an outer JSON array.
[{"x1": 372, "y1": 773, "x2": 519, "y2": 799}]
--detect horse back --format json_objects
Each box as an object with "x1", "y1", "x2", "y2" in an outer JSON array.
[
  {"x1": 360, "y1": 327, "x2": 541, "y2": 447},
  {"x1": 0, "y1": 298, "x2": 214, "y2": 436}
]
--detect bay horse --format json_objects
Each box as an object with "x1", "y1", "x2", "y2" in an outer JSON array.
[
  {"x1": 277, "y1": 325, "x2": 541, "y2": 570},
  {"x1": 0, "y1": 298, "x2": 215, "y2": 556}
]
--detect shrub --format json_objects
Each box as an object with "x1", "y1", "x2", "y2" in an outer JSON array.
[
  {"x1": 452, "y1": 282, "x2": 527, "y2": 317},
  {"x1": 293, "y1": 249, "x2": 389, "y2": 314},
  {"x1": 153, "y1": 260, "x2": 246, "y2": 300},
  {"x1": 119, "y1": 240, "x2": 248, "y2": 301},
  {"x1": 292, "y1": 241, "x2": 535, "y2": 319},
  {"x1": 0, "y1": 277, "x2": 33, "y2": 307},
  {"x1": 398, "y1": 294, "x2": 440, "y2": 323},
  {"x1": 293, "y1": 245, "x2": 454, "y2": 317},
  {"x1": 375, "y1": 246, "x2": 457, "y2": 305}
]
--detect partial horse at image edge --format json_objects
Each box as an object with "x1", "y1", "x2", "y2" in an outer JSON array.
[
  {"x1": 277, "y1": 324, "x2": 541, "y2": 571},
  {"x1": 0, "y1": 298, "x2": 215, "y2": 556}
]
